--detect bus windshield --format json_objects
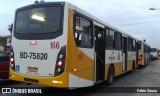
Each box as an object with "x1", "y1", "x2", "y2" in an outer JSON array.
[
  {"x1": 15, "y1": 6, "x2": 62, "y2": 34},
  {"x1": 151, "y1": 48, "x2": 156, "y2": 52}
]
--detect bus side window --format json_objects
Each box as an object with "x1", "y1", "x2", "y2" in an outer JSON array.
[
  {"x1": 114, "y1": 32, "x2": 122, "y2": 50},
  {"x1": 133, "y1": 40, "x2": 136, "y2": 51},
  {"x1": 128, "y1": 37, "x2": 131, "y2": 51},
  {"x1": 74, "y1": 14, "x2": 93, "y2": 48},
  {"x1": 106, "y1": 29, "x2": 114, "y2": 50},
  {"x1": 128, "y1": 38, "x2": 136, "y2": 51}
]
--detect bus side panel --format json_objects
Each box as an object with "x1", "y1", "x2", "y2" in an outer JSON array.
[
  {"x1": 105, "y1": 50, "x2": 123, "y2": 80},
  {"x1": 127, "y1": 60, "x2": 132, "y2": 71},
  {"x1": 66, "y1": 8, "x2": 77, "y2": 87},
  {"x1": 127, "y1": 51, "x2": 136, "y2": 71},
  {"x1": 114, "y1": 51, "x2": 123, "y2": 76},
  {"x1": 114, "y1": 62, "x2": 123, "y2": 76},
  {"x1": 75, "y1": 48, "x2": 94, "y2": 87},
  {"x1": 66, "y1": 8, "x2": 94, "y2": 87}
]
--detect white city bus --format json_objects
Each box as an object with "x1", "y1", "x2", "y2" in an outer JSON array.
[
  {"x1": 150, "y1": 48, "x2": 159, "y2": 59},
  {"x1": 138, "y1": 40, "x2": 150, "y2": 66},
  {"x1": 10, "y1": 1, "x2": 139, "y2": 88}
]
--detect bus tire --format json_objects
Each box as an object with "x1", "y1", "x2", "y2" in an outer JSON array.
[{"x1": 106, "y1": 65, "x2": 114, "y2": 85}]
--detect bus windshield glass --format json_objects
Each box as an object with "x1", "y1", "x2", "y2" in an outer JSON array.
[
  {"x1": 151, "y1": 48, "x2": 156, "y2": 52},
  {"x1": 15, "y1": 6, "x2": 62, "y2": 34}
]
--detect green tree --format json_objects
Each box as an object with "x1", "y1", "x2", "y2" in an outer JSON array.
[{"x1": 0, "y1": 38, "x2": 6, "y2": 46}]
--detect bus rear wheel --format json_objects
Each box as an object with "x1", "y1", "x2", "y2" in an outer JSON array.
[{"x1": 106, "y1": 65, "x2": 114, "y2": 85}]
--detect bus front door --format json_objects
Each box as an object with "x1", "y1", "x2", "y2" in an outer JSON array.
[
  {"x1": 95, "y1": 25, "x2": 105, "y2": 82},
  {"x1": 122, "y1": 36, "x2": 128, "y2": 72}
]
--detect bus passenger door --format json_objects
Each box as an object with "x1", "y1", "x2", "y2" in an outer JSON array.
[
  {"x1": 94, "y1": 25, "x2": 105, "y2": 82},
  {"x1": 122, "y1": 36, "x2": 128, "y2": 72},
  {"x1": 144, "y1": 45, "x2": 146, "y2": 65},
  {"x1": 136, "y1": 41, "x2": 139, "y2": 67}
]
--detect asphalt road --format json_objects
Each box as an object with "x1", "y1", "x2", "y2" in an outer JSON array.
[{"x1": 0, "y1": 59, "x2": 160, "y2": 96}]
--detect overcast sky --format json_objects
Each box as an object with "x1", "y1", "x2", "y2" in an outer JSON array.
[{"x1": 1, "y1": 0, "x2": 160, "y2": 48}]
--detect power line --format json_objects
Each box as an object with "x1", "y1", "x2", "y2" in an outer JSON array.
[
  {"x1": 109, "y1": 15, "x2": 160, "y2": 22},
  {"x1": 116, "y1": 21, "x2": 160, "y2": 26}
]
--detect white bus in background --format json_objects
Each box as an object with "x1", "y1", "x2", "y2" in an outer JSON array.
[
  {"x1": 138, "y1": 40, "x2": 150, "y2": 66},
  {"x1": 150, "y1": 48, "x2": 159, "y2": 59}
]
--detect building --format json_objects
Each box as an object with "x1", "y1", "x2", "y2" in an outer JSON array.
[{"x1": 0, "y1": 35, "x2": 11, "y2": 51}]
